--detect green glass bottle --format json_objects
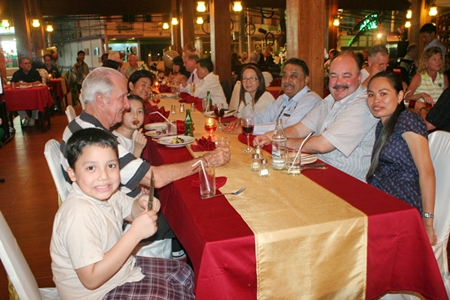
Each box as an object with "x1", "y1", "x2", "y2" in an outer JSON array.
[{"x1": 184, "y1": 109, "x2": 194, "y2": 137}]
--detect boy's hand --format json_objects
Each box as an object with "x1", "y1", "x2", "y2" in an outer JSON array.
[
  {"x1": 137, "y1": 195, "x2": 160, "y2": 213},
  {"x1": 131, "y1": 210, "x2": 158, "y2": 240}
]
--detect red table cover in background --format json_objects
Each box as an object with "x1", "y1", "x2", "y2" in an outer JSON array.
[
  {"x1": 147, "y1": 136, "x2": 446, "y2": 300},
  {"x1": 1, "y1": 85, "x2": 54, "y2": 113},
  {"x1": 48, "y1": 78, "x2": 68, "y2": 100}
]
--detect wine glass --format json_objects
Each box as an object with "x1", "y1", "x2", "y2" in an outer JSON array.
[
  {"x1": 213, "y1": 103, "x2": 225, "y2": 130},
  {"x1": 241, "y1": 116, "x2": 254, "y2": 153},
  {"x1": 205, "y1": 118, "x2": 217, "y2": 137}
]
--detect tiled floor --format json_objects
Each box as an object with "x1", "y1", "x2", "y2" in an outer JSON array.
[{"x1": 0, "y1": 106, "x2": 80, "y2": 298}]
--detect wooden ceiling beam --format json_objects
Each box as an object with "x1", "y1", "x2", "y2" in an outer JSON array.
[{"x1": 40, "y1": 0, "x2": 170, "y2": 16}]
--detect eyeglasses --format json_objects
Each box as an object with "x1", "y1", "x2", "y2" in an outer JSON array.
[
  {"x1": 242, "y1": 76, "x2": 258, "y2": 83},
  {"x1": 22, "y1": 62, "x2": 31, "y2": 65}
]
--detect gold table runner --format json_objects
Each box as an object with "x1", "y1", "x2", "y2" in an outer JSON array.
[{"x1": 161, "y1": 98, "x2": 368, "y2": 299}]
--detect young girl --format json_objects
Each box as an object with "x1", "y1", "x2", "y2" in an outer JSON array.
[
  {"x1": 112, "y1": 94, "x2": 147, "y2": 158},
  {"x1": 366, "y1": 71, "x2": 437, "y2": 245}
]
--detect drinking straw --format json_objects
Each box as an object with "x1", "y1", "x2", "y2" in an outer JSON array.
[
  {"x1": 192, "y1": 159, "x2": 211, "y2": 191},
  {"x1": 149, "y1": 111, "x2": 177, "y2": 130},
  {"x1": 288, "y1": 131, "x2": 314, "y2": 173}
]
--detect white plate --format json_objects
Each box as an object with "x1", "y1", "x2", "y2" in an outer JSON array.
[
  {"x1": 301, "y1": 154, "x2": 317, "y2": 165},
  {"x1": 158, "y1": 93, "x2": 177, "y2": 98},
  {"x1": 204, "y1": 110, "x2": 235, "y2": 118},
  {"x1": 145, "y1": 131, "x2": 168, "y2": 138},
  {"x1": 157, "y1": 136, "x2": 195, "y2": 148}
]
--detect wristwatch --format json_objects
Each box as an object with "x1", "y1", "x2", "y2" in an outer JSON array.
[{"x1": 421, "y1": 212, "x2": 434, "y2": 219}]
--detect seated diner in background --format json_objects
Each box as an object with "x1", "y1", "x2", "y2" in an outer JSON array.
[
  {"x1": 43, "y1": 54, "x2": 61, "y2": 78},
  {"x1": 366, "y1": 71, "x2": 436, "y2": 245},
  {"x1": 11, "y1": 56, "x2": 43, "y2": 127},
  {"x1": 181, "y1": 58, "x2": 228, "y2": 108},
  {"x1": 228, "y1": 64, "x2": 275, "y2": 118},
  {"x1": 405, "y1": 46, "x2": 449, "y2": 105},
  {"x1": 254, "y1": 52, "x2": 378, "y2": 182},
  {"x1": 224, "y1": 58, "x2": 321, "y2": 135},
  {"x1": 361, "y1": 44, "x2": 389, "y2": 87},
  {"x1": 168, "y1": 55, "x2": 190, "y2": 85},
  {"x1": 128, "y1": 70, "x2": 155, "y2": 103},
  {"x1": 415, "y1": 86, "x2": 450, "y2": 132}
]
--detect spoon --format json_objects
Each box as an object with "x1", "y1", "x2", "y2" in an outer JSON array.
[{"x1": 201, "y1": 186, "x2": 246, "y2": 199}]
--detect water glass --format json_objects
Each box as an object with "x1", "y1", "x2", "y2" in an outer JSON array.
[
  {"x1": 202, "y1": 98, "x2": 210, "y2": 113},
  {"x1": 287, "y1": 149, "x2": 301, "y2": 176},
  {"x1": 199, "y1": 166, "x2": 216, "y2": 198},
  {"x1": 214, "y1": 137, "x2": 230, "y2": 149}
]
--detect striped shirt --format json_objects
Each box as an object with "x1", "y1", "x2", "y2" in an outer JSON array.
[
  {"x1": 415, "y1": 72, "x2": 445, "y2": 104},
  {"x1": 301, "y1": 85, "x2": 378, "y2": 181},
  {"x1": 60, "y1": 112, "x2": 150, "y2": 197}
]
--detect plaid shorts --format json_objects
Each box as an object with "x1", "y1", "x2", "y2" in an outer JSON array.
[{"x1": 103, "y1": 256, "x2": 195, "y2": 299}]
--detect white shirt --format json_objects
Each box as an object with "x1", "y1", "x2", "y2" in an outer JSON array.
[
  {"x1": 361, "y1": 68, "x2": 369, "y2": 82},
  {"x1": 236, "y1": 91, "x2": 275, "y2": 118},
  {"x1": 191, "y1": 72, "x2": 228, "y2": 108},
  {"x1": 301, "y1": 85, "x2": 378, "y2": 181},
  {"x1": 253, "y1": 85, "x2": 321, "y2": 134}
]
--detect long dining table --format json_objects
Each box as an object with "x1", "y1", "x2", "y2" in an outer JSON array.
[
  {"x1": 1, "y1": 84, "x2": 53, "y2": 131},
  {"x1": 145, "y1": 97, "x2": 446, "y2": 300}
]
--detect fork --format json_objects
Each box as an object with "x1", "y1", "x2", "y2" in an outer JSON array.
[{"x1": 201, "y1": 186, "x2": 246, "y2": 199}]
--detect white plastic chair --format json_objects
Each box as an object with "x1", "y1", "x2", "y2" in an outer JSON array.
[
  {"x1": 262, "y1": 71, "x2": 273, "y2": 88},
  {"x1": 228, "y1": 80, "x2": 241, "y2": 112},
  {"x1": 0, "y1": 211, "x2": 60, "y2": 300},
  {"x1": 381, "y1": 131, "x2": 450, "y2": 300},
  {"x1": 44, "y1": 139, "x2": 72, "y2": 205},
  {"x1": 65, "y1": 105, "x2": 76, "y2": 123},
  {"x1": 429, "y1": 130, "x2": 450, "y2": 297}
]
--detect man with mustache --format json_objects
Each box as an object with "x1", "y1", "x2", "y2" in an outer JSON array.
[
  {"x1": 224, "y1": 58, "x2": 321, "y2": 134},
  {"x1": 255, "y1": 52, "x2": 378, "y2": 181}
]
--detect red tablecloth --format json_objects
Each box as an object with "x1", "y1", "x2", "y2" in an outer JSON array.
[
  {"x1": 148, "y1": 138, "x2": 446, "y2": 300},
  {"x1": 1, "y1": 85, "x2": 54, "y2": 113},
  {"x1": 48, "y1": 78, "x2": 68, "y2": 100}
]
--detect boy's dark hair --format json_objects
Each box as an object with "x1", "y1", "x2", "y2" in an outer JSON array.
[
  {"x1": 197, "y1": 58, "x2": 214, "y2": 73},
  {"x1": 66, "y1": 128, "x2": 119, "y2": 168},
  {"x1": 102, "y1": 59, "x2": 123, "y2": 71},
  {"x1": 77, "y1": 50, "x2": 85, "y2": 56},
  {"x1": 420, "y1": 23, "x2": 437, "y2": 34}
]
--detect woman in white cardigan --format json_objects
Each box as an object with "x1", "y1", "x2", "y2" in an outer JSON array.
[{"x1": 230, "y1": 64, "x2": 275, "y2": 117}]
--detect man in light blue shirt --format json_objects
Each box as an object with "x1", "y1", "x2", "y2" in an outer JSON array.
[{"x1": 224, "y1": 58, "x2": 321, "y2": 134}]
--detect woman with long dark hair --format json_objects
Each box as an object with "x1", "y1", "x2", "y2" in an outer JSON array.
[
  {"x1": 235, "y1": 64, "x2": 274, "y2": 117},
  {"x1": 366, "y1": 71, "x2": 436, "y2": 245}
]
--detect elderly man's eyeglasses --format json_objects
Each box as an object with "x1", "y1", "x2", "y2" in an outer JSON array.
[
  {"x1": 22, "y1": 62, "x2": 31, "y2": 65},
  {"x1": 242, "y1": 76, "x2": 258, "y2": 83}
]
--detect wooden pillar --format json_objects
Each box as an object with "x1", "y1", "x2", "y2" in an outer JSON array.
[
  {"x1": 11, "y1": 0, "x2": 32, "y2": 59},
  {"x1": 30, "y1": 0, "x2": 46, "y2": 58},
  {"x1": 409, "y1": 0, "x2": 428, "y2": 52},
  {"x1": 210, "y1": 0, "x2": 231, "y2": 86},
  {"x1": 286, "y1": 0, "x2": 326, "y2": 97},
  {"x1": 180, "y1": 0, "x2": 195, "y2": 49},
  {"x1": 171, "y1": 0, "x2": 181, "y2": 48},
  {"x1": 327, "y1": 0, "x2": 338, "y2": 51}
]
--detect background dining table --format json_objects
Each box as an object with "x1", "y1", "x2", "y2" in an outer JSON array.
[
  {"x1": 1, "y1": 85, "x2": 53, "y2": 131},
  {"x1": 143, "y1": 97, "x2": 446, "y2": 300},
  {"x1": 48, "y1": 77, "x2": 69, "y2": 111}
]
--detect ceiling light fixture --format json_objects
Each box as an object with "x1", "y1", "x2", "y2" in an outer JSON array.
[
  {"x1": 197, "y1": 1, "x2": 206, "y2": 12},
  {"x1": 233, "y1": 1, "x2": 243, "y2": 12},
  {"x1": 32, "y1": 19, "x2": 40, "y2": 28}
]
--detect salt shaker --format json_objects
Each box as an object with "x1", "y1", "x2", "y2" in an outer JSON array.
[
  {"x1": 258, "y1": 158, "x2": 270, "y2": 177},
  {"x1": 180, "y1": 103, "x2": 185, "y2": 113},
  {"x1": 171, "y1": 105, "x2": 176, "y2": 114},
  {"x1": 250, "y1": 153, "x2": 261, "y2": 171}
]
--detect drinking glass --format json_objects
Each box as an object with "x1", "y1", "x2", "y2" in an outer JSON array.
[
  {"x1": 205, "y1": 118, "x2": 217, "y2": 137},
  {"x1": 199, "y1": 166, "x2": 216, "y2": 198},
  {"x1": 241, "y1": 116, "x2": 254, "y2": 153},
  {"x1": 287, "y1": 149, "x2": 301, "y2": 176},
  {"x1": 213, "y1": 103, "x2": 225, "y2": 130}
]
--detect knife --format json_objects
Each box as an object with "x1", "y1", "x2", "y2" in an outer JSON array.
[{"x1": 148, "y1": 170, "x2": 154, "y2": 210}]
